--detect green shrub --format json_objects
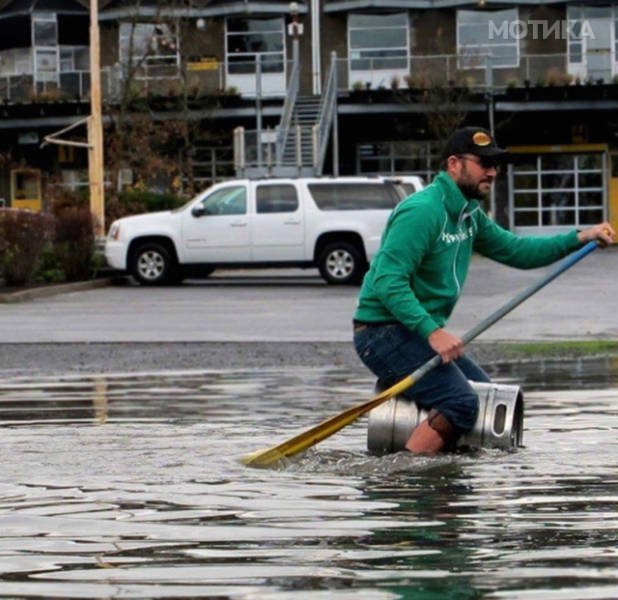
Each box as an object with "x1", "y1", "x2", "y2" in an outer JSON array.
[
  {"x1": 54, "y1": 207, "x2": 95, "y2": 282},
  {"x1": 118, "y1": 190, "x2": 185, "y2": 213},
  {"x1": 105, "y1": 190, "x2": 185, "y2": 222},
  {"x1": 0, "y1": 209, "x2": 55, "y2": 286},
  {"x1": 33, "y1": 244, "x2": 66, "y2": 284}
]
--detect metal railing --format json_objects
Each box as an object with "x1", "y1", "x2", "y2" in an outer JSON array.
[
  {"x1": 334, "y1": 52, "x2": 604, "y2": 92},
  {"x1": 1, "y1": 51, "x2": 612, "y2": 106},
  {"x1": 234, "y1": 124, "x2": 317, "y2": 177},
  {"x1": 0, "y1": 71, "x2": 91, "y2": 102},
  {"x1": 314, "y1": 51, "x2": 338, "y2": 175},
  {"x1": 275, "y1": 57, "x2": 300, "y2": 165}
]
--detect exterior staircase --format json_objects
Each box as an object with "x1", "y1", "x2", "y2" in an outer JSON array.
[
  {"x1": 234, "y1": 53, "x2": 339, "y2": 178},
  {"x1": 280, "y1": 95, "x2": 321, "y2": 171}
]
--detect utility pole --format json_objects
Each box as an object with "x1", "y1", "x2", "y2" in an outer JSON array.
[{"x1": 89, "y1": 0, "x2": 105, "y2": 237}]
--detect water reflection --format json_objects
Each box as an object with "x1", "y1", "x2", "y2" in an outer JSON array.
[{"x1": 0, "y1": 360, "x2": 616, "y2": 599}]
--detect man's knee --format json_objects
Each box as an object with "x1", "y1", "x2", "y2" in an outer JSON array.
[{"x1": 437, "y1": 390, "x2": 479, "y2": 436}]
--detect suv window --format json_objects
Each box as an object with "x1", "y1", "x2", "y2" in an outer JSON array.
[
  {"x1": 400, "y1": 183, "x2": 416, "y2": 196},
  {"x1": 200, "y1": 186, "x2": 247, "y2": 215},
  {"x1": 256, "y1": 184, "x2": 299, "y2": 213},
  {"x1": 307, "y1": 182, "x2": 398, "y2": 210}
]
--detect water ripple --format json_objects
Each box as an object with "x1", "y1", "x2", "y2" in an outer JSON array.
[{"x1": 0, "y1": 365, "x2": 616, "y2": 598}]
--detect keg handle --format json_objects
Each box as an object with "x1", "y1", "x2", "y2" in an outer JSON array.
[{"x1": 242, "y1": 241, "x2": 599, "y2": 467}]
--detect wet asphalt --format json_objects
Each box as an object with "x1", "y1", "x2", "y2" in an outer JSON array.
[{"x1": 0, "y1": 246, "x2": 616, "y2": 376}]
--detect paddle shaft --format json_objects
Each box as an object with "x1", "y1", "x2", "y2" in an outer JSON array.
[
  {"x1": 461, "y1": 240, "x2": 598, "y2": 346},
  {"x1": 400, "y1": 240, "x2": 601, "y2": 405},
  {"x1": 242, "y1": 241, "x2": 598, "y2": 466}
]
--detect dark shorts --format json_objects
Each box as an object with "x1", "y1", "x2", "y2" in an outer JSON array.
[{"x1": 353, "y1": 323, "x2": 490, "y2": 434}]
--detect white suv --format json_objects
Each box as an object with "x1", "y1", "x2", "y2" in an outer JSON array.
[{"x1": 105, "y1": 175, "x2": 423, "y2": 285}]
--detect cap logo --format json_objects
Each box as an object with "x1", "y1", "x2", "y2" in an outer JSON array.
[{"x1": 472, "y1": 131, "x2": 491, "y2": 146}]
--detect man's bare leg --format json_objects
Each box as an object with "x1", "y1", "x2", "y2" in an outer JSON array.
[{"x1": 405, "y1": 410, "x2": 456, "y2": 455}]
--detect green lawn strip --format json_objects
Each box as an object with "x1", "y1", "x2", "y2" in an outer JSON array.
[
  {"x1": 471, "y1": 340, "x2": 618, "y2": 361},
  {"x1": 504, "y1": 341, "x2": 618, "y2": 355}
]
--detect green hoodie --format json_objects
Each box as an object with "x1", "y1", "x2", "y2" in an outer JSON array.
[{"x1": 354, "y1": 170, "x2": 582, "y2": 338}]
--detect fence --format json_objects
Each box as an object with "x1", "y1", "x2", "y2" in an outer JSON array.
[
  {"x1": 0, "y1": 52, "x2": 609, "y2": 105},
  {"x1": 335, "y1": 52, "x2": 588, "y2": 92}
]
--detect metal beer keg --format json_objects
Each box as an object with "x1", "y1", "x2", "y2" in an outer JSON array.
[{"x1": 367, "y1": 381, "x2": 524, "y2": 455}]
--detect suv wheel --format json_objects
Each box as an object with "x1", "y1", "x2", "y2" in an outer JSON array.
[
  {"x1": 318, "y1": 242, "x2": 365, "y2": 285},
  {"x1": 130, "y1": 242, "x2": 176, "y2": 285}
]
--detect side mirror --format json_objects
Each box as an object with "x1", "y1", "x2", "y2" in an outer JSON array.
[{"x1": 191, "y1": 205, "x2": 206, "y2": 218}]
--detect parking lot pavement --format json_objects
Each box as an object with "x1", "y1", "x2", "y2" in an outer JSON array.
[{"x1": 0, "y1": 248, "x2": 615, "y2": 344}]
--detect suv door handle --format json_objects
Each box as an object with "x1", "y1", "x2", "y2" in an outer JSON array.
[
  {"x1": 284, "y1": 219, "x2": 301, "y2": 225},
  {"x1": 230, "y1": 221, "x2": 248, "y2": 227}
]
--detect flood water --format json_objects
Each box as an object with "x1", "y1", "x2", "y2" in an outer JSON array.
[{"x1": 0, "y1": 359, "x2": 617, "y2": 599}]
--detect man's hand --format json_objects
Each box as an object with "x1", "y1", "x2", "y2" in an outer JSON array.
[
  {"x1": 428, "y1": 328, "x2": 463, "y2": 363},
  {"x1": 577, "y1": 222, "x2": 615, "y2": 247}
]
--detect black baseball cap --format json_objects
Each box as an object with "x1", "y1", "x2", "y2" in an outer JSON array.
[{"x1": 442, "y1": 126, "x2": 507, "y2": 160}]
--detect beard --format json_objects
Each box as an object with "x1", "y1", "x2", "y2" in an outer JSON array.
[
  {"x1": 457, "y1": 167, "x2": 493, "y2": 199},
  {"x1": 458, "y1": 180, "x2": 490, "y2": 200}
]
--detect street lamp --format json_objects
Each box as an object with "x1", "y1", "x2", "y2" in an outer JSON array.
[{"x1": 288, "y1": 1, "x2": 303, "y2": 65}]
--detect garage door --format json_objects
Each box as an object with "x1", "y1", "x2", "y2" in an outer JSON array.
[{"x1": 508, "y1": 152, "x2": 606, "y2": 235}]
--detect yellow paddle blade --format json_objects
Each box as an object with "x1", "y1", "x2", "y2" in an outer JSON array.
[{"x1": 241, "y1": 374, "x2": 415, "y2": 467}]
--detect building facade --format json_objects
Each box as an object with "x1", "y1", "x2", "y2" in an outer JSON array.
[{"x1": 0, "y1": 0, "x2": 616, "y2": 235}]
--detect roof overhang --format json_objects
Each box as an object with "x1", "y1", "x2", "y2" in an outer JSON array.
[
  {"x1": 100, "y1": 2, "x2": 308, "y2": 21},
  {"x1": 324, "y1": 0, "x2": 565, "y2": 11},
  {"x1": 0, "y1": 0, "x2": 87, "y2": 18}
]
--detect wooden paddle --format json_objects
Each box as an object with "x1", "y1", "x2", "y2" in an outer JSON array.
[{"x1": 242, "y1": 241, "x2": 599, "y2": 467}]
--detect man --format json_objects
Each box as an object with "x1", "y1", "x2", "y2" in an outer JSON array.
[{"x1": 353, "y1": 126, "x2": 615, "y2": 455}]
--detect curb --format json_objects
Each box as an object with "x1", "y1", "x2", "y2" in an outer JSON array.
[{"x1": 0, "y1": 277, "x2": 114, "y2": 303}]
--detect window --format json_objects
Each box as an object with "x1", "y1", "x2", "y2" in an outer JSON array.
[
  {"x1": 567, "y1": 6, "x2": 615, "y2": 82},
  {"x1": 226, "y1": 18, "x2": 284, "y2": 75},
  {"x1": 396, "y1": 182, "x2": 418, "y2": 196},
  {"x1": 457, "y1": 9, "x2": 519, "y2": 69},
  {"x1": 60, "y1": 170, "x2": 88, "y2": 191},
  {"x1": 33, "y1": 16, "x2": 57, "y2": 47},
  {"x1": 200, "y1": 186, "x2": 247, "y2": 216},
  {"x1": 60, "y1": 47, "x2": 89, "y2": 72},
  {"x1": 12, "y1": 170, "x2": 41, "y2": 200},
  {"x1": 119, "y1": 22, "x2": 180, "y2": 73},
  {"x1": 32, "y1": 13, "x2": 58, "y2": 83},
  {"x1": 35, "y1": 49, "x2": 58, "y2": 81},
  {"x1": 256, "y1": 185, "x2": 298, "y2": 213},
  {"x1": 348, "y1": 13, "x2": 408, "y2": 72},
  {"x1": 511, "y1": 153, "x2": 605, "y2": 230},
  {"x1": 0, "y1": 48, "x2": 33, "y2": 76},
  {"x1": 568, "y1": 7, "x2": 585, "y2": 65},
  {"x1": 307, "y1": 183, "x2": 399, "y2": 211},
  {"x1": 347, "y1": 12, "x2": 408, "y2": 88},
  {"x1": 11, "y1": 168, "x2": 42, "y2": 211}
]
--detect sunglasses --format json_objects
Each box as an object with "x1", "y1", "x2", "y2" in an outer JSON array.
[{"x1": 457, "y1": 154, "x2": 501, "y2": 171}]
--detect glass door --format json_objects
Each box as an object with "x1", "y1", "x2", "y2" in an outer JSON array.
[
  {"x1": 225, "y1": 17, "x2": 286, "y2": 97},
  {"x1": 586, "y1": 17, "x2": 613, "y2": 82},
  {"x1": 348, "y1": 13, "x2": 408, "y2": 89},
  {"x1": 32, "y1": 13, "x2": 59, "y2": 92}
]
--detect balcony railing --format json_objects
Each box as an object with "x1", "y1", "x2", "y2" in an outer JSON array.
[
  {"x1": 334, "y1": 52, "x2": 610, "y2": 92},
  {"x1": 0, "y1": 73, "x2": 90, "y2": 103},
  {"x1": 99, "y1": 59, "x2": 294, "y2": 103},
  {"x1": 0, "y1": 52, "x2": 613, "y2": 106}
]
